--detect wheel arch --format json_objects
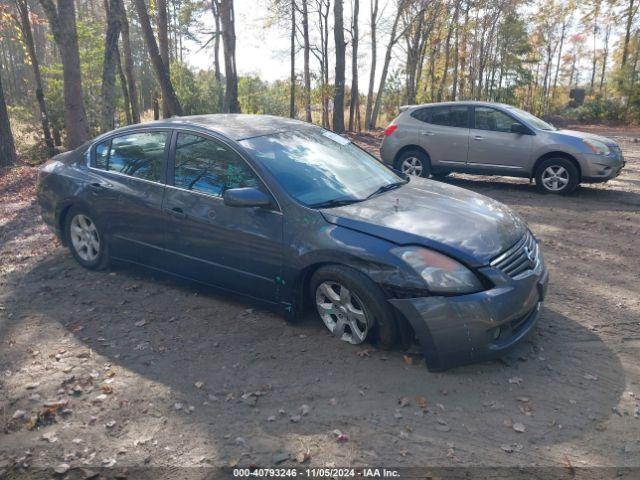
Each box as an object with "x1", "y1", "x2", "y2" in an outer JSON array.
[{"x1": 532, "y1": 151, "x2": 581, "y2": 181}]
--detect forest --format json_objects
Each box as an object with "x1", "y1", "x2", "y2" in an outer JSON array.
[{"x1": 0, "y1": 0, "x2": 639, "y2": 166}]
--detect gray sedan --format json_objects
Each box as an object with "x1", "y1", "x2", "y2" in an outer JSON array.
[{"x1": 380, "y1": 101, "x2": 625, "y2": 194}]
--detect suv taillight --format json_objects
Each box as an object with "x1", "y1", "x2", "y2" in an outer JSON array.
[{"x1": 384, "y1": 125, "x2": 397, "y2": 136}]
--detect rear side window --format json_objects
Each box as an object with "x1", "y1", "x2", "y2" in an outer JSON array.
[
  {"x1": 173, "y1": 133, "x2": 259, "y2": 197},
  {"x1": 411, "y1": 106, "x2": 469, "y2": 128},
  {"x1": 94, "y1": 131, "x2": 168, "y2": 182}
]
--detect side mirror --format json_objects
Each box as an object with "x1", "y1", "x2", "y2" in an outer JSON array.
[
  {"x1": 223, "y1": 187, "x2": 272, "y2": 208},
  {"x1": 510, "y1": 123, "x2": 531, "y2": 135}
]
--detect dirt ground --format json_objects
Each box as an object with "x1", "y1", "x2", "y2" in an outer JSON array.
[{"x1": 1, "y1": 125, "x2": 639, "y2": 477}]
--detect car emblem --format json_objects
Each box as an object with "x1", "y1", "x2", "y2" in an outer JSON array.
[{"x1": 524, "y1": 246, "x2": 535, "y2": 265}]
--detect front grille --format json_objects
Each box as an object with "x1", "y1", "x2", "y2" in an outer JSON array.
[{"x1": 490, "y1": 231, "x2": 539, "y2": 278}]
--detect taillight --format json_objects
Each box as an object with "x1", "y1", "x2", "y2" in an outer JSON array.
[{"x1": 384, "y1": 124, "x2": 398, "y2": 136}]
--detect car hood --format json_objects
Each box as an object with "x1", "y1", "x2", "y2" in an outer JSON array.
[
  {"x1": 553, "y1": 129, "x2": 617, "y2": 146},
  {"x1": 321, "y1": 178, "x2": 528, "y2": 267}
]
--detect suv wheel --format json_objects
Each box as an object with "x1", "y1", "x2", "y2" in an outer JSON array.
[
  {"x1": 396, "y1": 150, "x2": 430, "y2": 177},
  {"x1": 535, "y1": 158, "x2": 579, "y2": 194}
]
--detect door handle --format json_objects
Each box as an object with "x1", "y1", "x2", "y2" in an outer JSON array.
[
  {"x1": 166, "y1": 206, "x2": 187, "y2": 219},
  {"x1": 473, "y1": 135, "x2": 484, "y2": 141},
  {"x1": 422, "y1": 131, "x2": 435, "y2": 136}
]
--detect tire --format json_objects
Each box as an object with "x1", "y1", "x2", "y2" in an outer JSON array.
[
  {"x1": 535, "y1": 157, "x2": 579, "y2": 194},
  {"x1": 310, "y1": 265, "x2": 398, "y2": 349},
  {"x1": 64, "y1": 207, "x2": 109, "y2": 270},
  {"x1": 395, "y1": 149, "x2": 431, "y2": 178}
]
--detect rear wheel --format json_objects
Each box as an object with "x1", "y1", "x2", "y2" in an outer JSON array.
[
  {"x1": 311, "y1": 265, "x2": 398, "y2": 348},
  {"x1": 396, "y1": 150, "x2": 430, "y2": 178},
  {"x1": 65, "y1": 207, "x2": 109, "y2": 270},
  {"x1": 535, "y1": 158, "x2": 579, "y2": 194}
]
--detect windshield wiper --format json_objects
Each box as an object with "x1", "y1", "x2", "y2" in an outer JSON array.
[
  {"x1": 365, "y1": 180, "x2": 408, "y2": 199},
  {"x1": 308, "y1": 197, "x2": 363, "y2": 209}
]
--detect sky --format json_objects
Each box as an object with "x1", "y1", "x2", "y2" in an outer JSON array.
[{"x1": 184, "y1": 0, "x2": 388, "y2": 85}]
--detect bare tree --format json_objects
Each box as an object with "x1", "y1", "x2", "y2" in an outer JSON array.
[
  {"x1": 13, "y1": 0, "x2": 55, "y2": 156},
  {"x1": 133, "y1": 0, "x2": 183, "y2": 116},
  {"x1": 364, "y1": 0, "x2": 378, "y2": 129},
  {"x1": 157, "y1": 0, "x2": 170, "y2": 117},
  {"x1": 0, "y1": 63, "x2": 17, "y2": 167},
  {"x1": 38, "y1": 0, "x2": 91, "y2": 148},
  {"x1": 622, "y1": 0, "x2": 638, "y2": 66},
  {"x1": 117, "y1": 0, "x2": 140, "y2": 123},
  {"x1": 210, "y1": 0, "x2": 224, "y2": 110},
  {"x1": 216, "y1": 0, "x2": 240, "y2": 112},
  {"x1": 333, "y1": 0, "x2": 346, "y2": 132},
  {"x1": 290, "y1": 0, "x2": 296, "y2": 118},
  {"x1": 100, "y1": 0, "x2": 123, "y2": 132},
  {"x1": 348, "y1": 0, "x2": 360, "y2": 131}
]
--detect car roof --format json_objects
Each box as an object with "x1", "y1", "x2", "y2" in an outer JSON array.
[
  {"x1": 401, "y1": 101, "x2": 515, "y2": 111},
  {"x1": 100, "y1": 114, "x2": 319, "y2": 141}
]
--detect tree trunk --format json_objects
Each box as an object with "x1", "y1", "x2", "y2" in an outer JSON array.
[
  {"x1": 551, "y1": 20, "x2": 566, "y2": 101},
  {"x1": 157, "y1": 0, "x2": 170, "y2": 117},
  {"x1": 15, "y1": 0, "x2": 55, "y2": 156},
  {"x1": 622, "y1": 0, "x2": 636, "y2": 66},
  {"x1": 599, "y1": 24, "x2": 611, "y2": 94},
  {"x1": 364, "y1": 0, "x2": 378, "y2": 130},
  {"x1": 437, "y1": 3, "x2": 457, "y2": 102},
  {"x1": 100, "y1": 0, "x2": 123, "y2": 132},
  {"x1": 217, "y1": 0, "x2": 240, "y2": 113},
  {"x1": 0, "y1": 64, "x2": 17, "y2": 168},
  {"x1": 118, "y1": 0, "x2": 140, "y2": 123},
  {"x1": 39, "y1": 0, "x2": 91, "y2": 148},
  {"x1": 333, "y1": 0, "x2": 345, "y2": 133},
  {"x1": 300, "y1": 0, "x2": 312, "y2": 122},
  {"x1": 211, "y1": 1, "x2": 224, "y2": 111},
  {"x1": 370, "y1": 1, "x2": 404, "y2": 129},
  {"x1": 116, "y1": 47, "x2": 132, "y2": 124},
  {"x1": 348, "y1": 0, "x2": 359, "y2": 131},
  {"x1": 289, "y1": 0, "x2": 296, "y2": 118},
  {"x1": 132, "y1": 0, "x2": 183, "y2": 116}
]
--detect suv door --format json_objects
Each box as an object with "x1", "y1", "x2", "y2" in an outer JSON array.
[
  {"x1": 163, "y1": 131, "x2": 283, "y2": 302},
  {"x1": 468, "y1": 106, "x2": 533, "y2": 172},
  {"x1": 88, "y1": 130, "x2": 169, "y2": 267},
  {"x1": 410, "y1": 105, "x2": 470, "y2": 168}
]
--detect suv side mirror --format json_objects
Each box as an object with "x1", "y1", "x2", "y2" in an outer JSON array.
[
  {"x1": 223, "y1": 187, "x2": 272, "y2": 208},
  {"x1": 510, "y1": 123, "x2": 531, "y2": 135}
]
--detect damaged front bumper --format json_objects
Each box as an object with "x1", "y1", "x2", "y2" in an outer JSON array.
[{"x1": 389, "y1": 260, "x2": 549, "y2": 372}]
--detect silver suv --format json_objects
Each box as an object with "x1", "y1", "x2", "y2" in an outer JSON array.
[{"x1": 380, "y1": 101, "x2": 625, "y2": 194}]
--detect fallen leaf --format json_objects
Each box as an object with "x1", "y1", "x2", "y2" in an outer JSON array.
[
  {"x1": 296, "y1": 449, "x2": 311, "y2": 463},
  {"x1": 54, "y1": 463, "x2": 70, "y2": 474},
  {"x1": 415, "y1": 396, "x2": 428, "y2": 409},
  {"x1": 194, "y1": 381, "x2": 205, "y2": 389},
  {"x1": 300, "y1": 404, "x2": 311, "y2": 416},
  {"x1": 100, "y1": 384, "x2": 114, "y2": 394},
  {"x1": 398, "y1": 396, "x2": 411, "y2": 407},
  {"x1": 403, "y1": 355, "x2": 414, "y2": 365}
]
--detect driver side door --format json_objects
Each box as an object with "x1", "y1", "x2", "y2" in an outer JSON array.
[
  {"x1": 162, "y1": 131, "x2": 284, "y2": 302},
  {"x1": 467, "y1": 106, "x2": 533, "y2": 172}
]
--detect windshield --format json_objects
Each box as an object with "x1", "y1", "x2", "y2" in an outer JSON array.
[
  {"x1": 240, "y1": 129, "x2": 404, "y2": 207},
  {"x1": 508, "y1": 107, "x2": 557, "y2": 131}
]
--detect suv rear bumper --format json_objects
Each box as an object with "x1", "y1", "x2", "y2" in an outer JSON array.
[{"x1": 389, "y1": 262, "x2": 549, "y2": 371}]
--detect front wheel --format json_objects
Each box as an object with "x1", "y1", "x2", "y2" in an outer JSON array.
[
  {"x1": 310, "y1": 265, "x2": 398, "y2": 348},
  {"x1": 535, "y1": 158, "x2": 579, "y2": 194},
  {"x1": 65, "y1": 207, "x2": 109, "y2": 270}
]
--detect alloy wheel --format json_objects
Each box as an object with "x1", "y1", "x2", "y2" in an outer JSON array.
[
  {"x1": 541, "y1": 165, "x2": 569, "y2": 192},
  {"x1": 315, "y1": 281, "x2": 370, "y2": 344},
  {"x1": 70, "y1": 214, "x2": 100, "y2": 262},
  {"x1": 400, "y1": 156, "x2": 423, "y2": 176}
]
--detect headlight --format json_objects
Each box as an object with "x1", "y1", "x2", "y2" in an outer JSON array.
[
  {"x1": 583, "y1": 138, "x2": 610, "y2": 155},
  {"x1": 391, "y1": 246, "x2": 483, "y2": 294}
]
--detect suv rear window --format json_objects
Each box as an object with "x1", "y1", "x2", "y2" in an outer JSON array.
[{"x1": 410, "y1": 106, "x2": 469, "y2": 128}]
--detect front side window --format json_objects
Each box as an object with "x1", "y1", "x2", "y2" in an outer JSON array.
[
  {"x1": 94, "y1": 131, "x2": 168, "y2": 182},
  {"x1": 474, "y1": 107, "x2": 519, "y2": 133},
  {"x1": 413, "y1": 106, "x2": 469, "y2": 128},
  {"x1": 240, "y1": 129, "x2": 403, "y2": 207},
  {"x1": 173, "y1": 133, "x2": 259, "y2": 197}
]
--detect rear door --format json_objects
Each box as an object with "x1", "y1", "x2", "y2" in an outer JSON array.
[
  {"x1": 411, "y1": 105, "x2": 471, "y2": 168},
  {"x1": 468, "y1": 106, "x2": 533, "y2": 171},
  {"x1": 162, "y1": 130, "x2": 284, "y2": 302},
  {"x1": 88, "y1": 130, "x2": 169, "y2": 267}
]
